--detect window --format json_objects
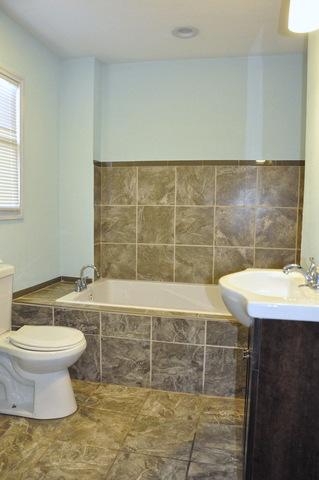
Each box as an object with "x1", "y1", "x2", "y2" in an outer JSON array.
[{"x1": 0, "y1": 69, "x2": 22, "y2": 219}]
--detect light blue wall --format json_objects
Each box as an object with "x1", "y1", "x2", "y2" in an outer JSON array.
[
  {"x1": 0, "y1": 10, "x2": 60, "y2": 291},
  {"x1": 0, "y1": 8, "x2": 307, "y2": 291},
  {"x1": 101, "y1": 55, "x2": 306, "y2": 161},
  {"x1": 59, "y1": 58, "x2": 95, "y2": 277}
]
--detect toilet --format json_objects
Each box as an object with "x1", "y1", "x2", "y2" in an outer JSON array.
[{"x1": 0, "y1": 263, "x2": 86, "y2": 419}]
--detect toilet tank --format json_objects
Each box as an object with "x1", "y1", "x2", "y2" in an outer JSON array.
[{"x1": 0, "y1": 264, "x2": 15, "y2": 334}]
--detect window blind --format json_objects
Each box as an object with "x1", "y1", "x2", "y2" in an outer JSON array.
[{"x1": 0, "y1": 72, "x2": 21, "y2": 216}]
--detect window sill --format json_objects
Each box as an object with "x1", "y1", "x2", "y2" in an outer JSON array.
[{"x1": 0, "y1": 210, "x2": 23, "y2": 221}]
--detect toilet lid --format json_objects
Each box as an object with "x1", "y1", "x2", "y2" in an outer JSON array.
[{"x1": 9, "y1": 325, "x2": 85, "y2": 351}]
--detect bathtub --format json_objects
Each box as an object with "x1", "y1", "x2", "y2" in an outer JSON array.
[{"x1": 56, "y1": 278, "x2": 230, "y2": 316}]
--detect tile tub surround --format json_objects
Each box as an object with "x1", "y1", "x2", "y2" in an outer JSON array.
[
  {"x1": 94, "y1": 162, "x2": 304, "y2": 283},
  {"x1": 11, "y1": 301, "x2": 248, "y2": 397},
  {"x1": 0, "y1": 380, "x2": 244, "y2": 479}
]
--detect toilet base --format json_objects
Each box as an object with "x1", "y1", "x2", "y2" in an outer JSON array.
[{"x1": 0, "y1": 354, "x2": 77, "y2": 419}]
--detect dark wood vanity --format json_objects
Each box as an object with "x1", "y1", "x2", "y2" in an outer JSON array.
[{"x1": 244, "y1": 319, "x2": 319, "y2": 480}]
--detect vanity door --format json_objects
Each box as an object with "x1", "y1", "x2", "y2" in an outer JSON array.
[{"x1": 244, "y1": 319, "x2": 319, "y2": 480}]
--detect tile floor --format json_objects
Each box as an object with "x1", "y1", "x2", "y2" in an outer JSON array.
[{"x1": 0, "y1": 380, "x2": 244, "y2": 479}]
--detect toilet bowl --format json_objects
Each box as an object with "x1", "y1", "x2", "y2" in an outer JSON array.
[{"x1": 0, "y1": 264, "x2": 87, "y2": 419}]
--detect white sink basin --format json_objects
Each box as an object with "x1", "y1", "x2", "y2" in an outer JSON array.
[{"x1": 219, "y1": 269, "x2": 319, "y2": 327}]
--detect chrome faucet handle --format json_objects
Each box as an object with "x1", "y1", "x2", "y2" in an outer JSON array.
[
  {"x1": 74, "y1": 279, "x2": 82, "y2": 292},
  {"x1": 307, "y1": 257, "x2": 318, "y2": 283},
  {"x1": 82, "y1": 275, "x2": 89, "y2": 287},
  {"x1": 308, "y1": 257, "x2": 317, "y2": 271},
  {"x1": 283, "y1": 263, "x2": 302, "y2": 274}
]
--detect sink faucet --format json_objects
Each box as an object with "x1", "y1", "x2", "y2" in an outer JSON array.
[
  {"x1": 283, "y1": 257, "x2": 319, "y2": 289},
  {"x1": 75, "y1": 264, "x2": 100, "y2": 292}
]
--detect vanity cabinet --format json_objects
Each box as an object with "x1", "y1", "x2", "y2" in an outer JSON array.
[{"x1": 244, "y1": 319, "x2": 319, "y2": 480}]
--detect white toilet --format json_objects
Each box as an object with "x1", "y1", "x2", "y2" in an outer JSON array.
[{"x1": 0, "y1": 263, "x2": 86, "y2": 419}]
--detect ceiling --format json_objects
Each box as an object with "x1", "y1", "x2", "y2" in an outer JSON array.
[{"x1": 0, "y1": 0, "x2": 306, "y2": 63}]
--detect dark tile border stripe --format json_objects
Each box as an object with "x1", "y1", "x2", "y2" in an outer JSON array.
[
  {"x1": 94, "y1": 160, "x2": 305, "y2": 167},
  {"x1": 13, "y1": 277, "x2": 62, "y2": 299},
  {"x1": 13, "y1": 276, "x2": 93, "y2": 299}
]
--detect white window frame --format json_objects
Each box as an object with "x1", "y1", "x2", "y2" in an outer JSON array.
[{"x1": 0, "y1": 67, "x2": 23, "y2": 220}]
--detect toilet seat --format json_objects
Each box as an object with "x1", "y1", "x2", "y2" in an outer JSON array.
[{"x1": 9, "y1": 325, "x2": 85, "y2": 352}]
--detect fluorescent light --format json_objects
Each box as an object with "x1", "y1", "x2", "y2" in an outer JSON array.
[{"x1": 288, "y1": 0, "x2": 319, "y2": 33}]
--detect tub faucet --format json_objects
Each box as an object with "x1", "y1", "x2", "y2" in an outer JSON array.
[
  {"x1": 75, "y1": 265, "x2": 100, "y2": 292},
  {"x1": 283, "y1": 257, "x2": 319, "y2": 289}
]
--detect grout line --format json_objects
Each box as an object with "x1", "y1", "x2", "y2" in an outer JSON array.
[
  {"x1": 149, "y1": 317, "x2": 153, "y2": 388},
  {"x1": 98, "y1": 333, "x2": 245, "y2": 349},
  {"x1": 186, "y1": 432, "x2": 198, "y2": 477},
  {"x1": 99, "y1": 242, "x2": 296, "y2": 251},
  {"x1": 295, "y1": 167, "x2": 301, "y2": 263},
  {"x1": 201, "y1": 320, "x2": 207, "y2": 394},
  {"x1": 253, "y1": 168, "x2": 258, "y2": 267},
  {"x1": 212, "y1": 167, "x2": 217, "y2": 283},
  {"x1": 99, "y1": 312, "x2": 102, "y2": 383},
  {"x1": 98, "y1": 203, "x2": 299, "y2": 209},
  {"x1": 136, "y1": 167, "x2": 138, "y2": 280},
  {"x1": 173, "y1": 167, "x2": 177, "y2": 282}
]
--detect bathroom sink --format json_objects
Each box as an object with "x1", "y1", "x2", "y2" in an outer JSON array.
[{"x1": 219, "y1": 269, "x2": 319, "y2": 327}]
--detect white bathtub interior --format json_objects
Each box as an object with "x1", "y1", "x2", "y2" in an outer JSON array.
[{"x1": 57, "y1": 278, "x2": 230, "y2": 316}]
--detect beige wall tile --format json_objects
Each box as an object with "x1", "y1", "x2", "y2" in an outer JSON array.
[
  {"x1": 151, "y1": 342, "x2": 204, "y2": 393},
  {"x1": 94, "y1": 243, "x2": 101, "y2": 274},
  {"x1": 94, "y1": 165, "x2": 101, "y2": 206},
  {"x1": 101, "y1": 167, "x2": 137, "y2": 205},
  {"x1": 175, "y1": 246, "x2": 213, "y2": 283},
  {"x1": 94, "y1": 206, "x2": 101, "y2": 243},
  {"x1": 204, "y1": 347, "x2": 246, "y2": 397},
  {"x1": 216, "y1": 166, "x2": 257, "y2": 206},
  {"x1": 206, "y1": 320, "x2": 248, "y2": 348},
  {"x1": 299, "y1": 167, "x2": 304, "y2": 208},
  {"x1": 255, "y1": 249, "x2": 296, "y2": 268},
  {"x1": 138, "y1": 167, "x2": 175, "y2": 205},
  {"x1": 214, "y1": 247, "x2": 254, "y2": 282},
  {"x1": 255, "y1": 208, "x2": 297, "y2": 248},
  {"x1": 101, "y1": 244, "x2": 136, "y2": 279},
  {"x1": 257, "y1": 166, "x2": 299, "y2": 207},
  {"x1": 137, "y1": 245, "x2": 174, "y2": 281},
  {"x1": 152, "y1": 317, "x2": 205, "y2": 344},
  {"x1": 101, "y1": 337, "x2": 150, "y2": 387},
  {"x1": 94, "y1": 163, "x2": 302, "y2": 285},
  {"x1": 101, "y1": 206, "x2": 136, "y2": 243},
  {"x1": 297, "y1": 208, "x2": 303, "y2": 250},
  {"x1": 215, "y1": 207, "x2": 255, "y2": 247},
  {"x1": 176, "y1": 166, "x2": 215, "y2": 205},
  {"x1": 176, "y1": 207, "x2": 214, "y2": 246},
  {"x1": 138, "y1": 206, "x2": 174, "y2": 244}
]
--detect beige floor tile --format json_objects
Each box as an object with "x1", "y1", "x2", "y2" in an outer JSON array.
[
  {"x1": 72, "y1": 379, "x2": 100, "y2": 405},
  {"x1": 199, "y1": 396, "x2": 245, "y2": 424},
  {"x1": 3, "y1": 440, "x2": 117, "y2": 480},
  {"x1": 85, "y1": 383, "x2": 149, "y2": 415},
  {"x1": 106, "y1": 451, "x2": 188, "y2": 480},
  {"x1": 187, "y1": 460, "x2": 243, "y2": 479},
  {"x1": 0, "y1": 382, "x2": 246, "y2": 479},
  {"x1": 192, "y1": 417, "x2": 243, "y2": 465},
  {"x1": 139, "y1": 390, "x2": 202, "y2": 420},
  {"x1": 123, "y1": 415, "x2": 197, "y2": 461},
  {"x1": 54, "y1": 406, "x2": 134, "y2": 449}
]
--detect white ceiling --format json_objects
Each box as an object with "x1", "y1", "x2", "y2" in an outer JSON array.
[{"x1": 0, "y1": 0, "x2": 306, "y2": 63}]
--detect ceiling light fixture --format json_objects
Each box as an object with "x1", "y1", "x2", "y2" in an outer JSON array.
[
  {"x1": 172, "y1": 26, "x2": 199, "y2": 39},
  {"x1": 288, "y1": 0, "x2": 319, "y2": 33}
]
